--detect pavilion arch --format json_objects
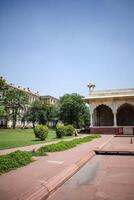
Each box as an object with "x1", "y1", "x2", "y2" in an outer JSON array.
[
  {"x1": 93, "y1": 104, "x2": 114, "y2": 126},
  {"x1": 117, "y1": 103, "x2": 134, "y2": 126}
]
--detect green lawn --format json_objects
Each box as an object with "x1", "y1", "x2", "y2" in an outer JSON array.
[
  {"x1": 0, "y1": 128, "x2": 58, "y2": 150},
  {"x1": 0, "y1": 134, "x2": 100, "y2": 174}
]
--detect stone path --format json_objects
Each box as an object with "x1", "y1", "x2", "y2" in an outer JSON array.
[
  {"x1": 0, "y1": 135, "x2": 112, "y2": 200},
  {"x1": 47, "y1": 136, "x2": 134, "y2": 200}
]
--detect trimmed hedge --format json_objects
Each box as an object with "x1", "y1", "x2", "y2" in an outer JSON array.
[
  {"x1": 0, "y1": 150, "x2": 32, "y2": 174},
  {"x1": 34, "y1": 125, "x2": 48, "y2": 140},
  {"x1": 56, "y1": 124, "x2": 75, "y2": 138},
  {"x1": 64, "y1": 125, "x2": 75, "y2": 136},
  {"x1": 56, "y1": 124, "x2": 65, "y2": 138}
]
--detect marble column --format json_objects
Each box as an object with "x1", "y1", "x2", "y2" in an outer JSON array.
[
  {"x1": 90, "y1": 110, "x2": 93, "y2": 127},
  {"x1": 113, "y1": 112, "x2": 117, "y2": 126}
]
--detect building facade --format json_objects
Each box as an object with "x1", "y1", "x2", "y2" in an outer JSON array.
[
  {"x1": 0, "y1": 82, "x2": 58, "y2": 128},
  {"x1": 40, "y1": 95, "x2": 58, "y2": 105},
  {"x1": 85, "y1": 86, "x2": 134, "y2": 135}
]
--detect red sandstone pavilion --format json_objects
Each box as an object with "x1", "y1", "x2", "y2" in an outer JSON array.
[{"x1": 85, "y1": 83, "x2": 134, "y2": 135}]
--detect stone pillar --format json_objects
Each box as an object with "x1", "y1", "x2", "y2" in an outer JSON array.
[
  {"x1": 90, "y1": 107, "x2": 94, "y2": 127},
  {"x1": 112, "y1": 102, "x2": 117, "y2": 127},
  {"x1": 113, "y1": 112, "x2": 117, "y2": 127},
  {"x1": 90, "y1": 113, "x2": 93, "y2": 127}
]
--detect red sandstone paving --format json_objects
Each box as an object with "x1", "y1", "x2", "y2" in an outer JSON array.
[
  {"x1": 48, "y1": 137, "x2": 134, "y2": 200},
  {"x1": 102, "y1": 136, "x2": 134, "y2": 151},
  {"x1": 0, "y1": 135, "x2": 112, "y2": 200},
  {"x1": 48, "y1": 155, "x2": 134, "y2": 200}
]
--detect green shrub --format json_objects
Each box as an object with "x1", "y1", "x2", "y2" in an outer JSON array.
[
  {"x1": 36, "y1": 141, "x2": 76, "y2": 154},
  {"x1": 56, "y1": 124, "x2": 75, "y2": 138},
  {"x1": 56, "y1": 124, "x2": 65, "y2": 138},
  {"x1": 0, "y1": 150, "x2": 32, "y2": 174},
  {"x1": 35, "y1": 134, "x2": 101, "y2": 155},
  {"x1": 34, "y1": 125, "x2": 48, "y2": 140},
  {"x1": 64, "y1": 125, "x2": 75, "y2": 136}
]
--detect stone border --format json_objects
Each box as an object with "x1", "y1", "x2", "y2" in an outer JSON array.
[
  {"x1": 26, "y1": 151, "x2": 95, "y2": 200},
  {"x1": 96, "y1": 135, "x2": 114, "y2": 150}
]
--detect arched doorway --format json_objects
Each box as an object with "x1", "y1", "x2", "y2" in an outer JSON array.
[
  {"x1": 93, "y1": 105, "x2": 114, "y2": 126},
  {"x1": 117, "y1": 103, "x2": 134, "y2": 126}
]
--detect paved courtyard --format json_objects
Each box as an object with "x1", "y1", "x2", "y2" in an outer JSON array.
[
  {"x1": 0, "y1": 135, "x2": 112, "y2": 200},
  {"x1": 102, "y1": 136, "x2": 134, "y2": 151},
  {"x1": 0, "y1": 135, "x2": 133, "y2": 200},
  {"x1": 48, "y1": 136, "x2": 134, "y2": 200}
]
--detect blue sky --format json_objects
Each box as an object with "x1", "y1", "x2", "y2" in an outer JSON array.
[{"x1": 0, "y1": 0, "x2": 134, "y2": 97}]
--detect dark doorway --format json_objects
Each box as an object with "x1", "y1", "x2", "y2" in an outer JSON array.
[
  {"x1": 93, "y1": 105, "x2": 114, "y2": 126},
  {"x1": 117, "y1": 104, "x2": 134, "y2": 126}
]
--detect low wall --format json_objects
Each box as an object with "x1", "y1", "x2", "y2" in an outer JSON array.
[{"x1": 90, "y1": 127, "x2": 123, "y2": 135}]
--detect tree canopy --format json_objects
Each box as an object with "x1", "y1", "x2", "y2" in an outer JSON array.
[
  {"x1": 0, "y1": 105, "x2": 6, "y2": 117},
  {"x1": 4, "y1": 88, "x2": 29, "y2": 128},
  {"x1": 59, "y1": 93, "x2": 90, "y2": 128},
  {"x1": 0, "y1": 76, "x2": 6, "y2": 90},
  {"x1": 27, "y1": 100, "x2": 59, "y2": 127}
]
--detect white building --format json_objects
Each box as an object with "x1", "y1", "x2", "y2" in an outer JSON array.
[{"x1": 85, "y1": 84, "x2": 134, "y2": 135}]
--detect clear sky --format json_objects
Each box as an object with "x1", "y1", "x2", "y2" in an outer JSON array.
[{"x1": 0, "y1": 0, "x2": 134, "y2": 98}]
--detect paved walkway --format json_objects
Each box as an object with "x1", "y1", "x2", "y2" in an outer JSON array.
[
  {"x1": 0, "y1": 134, "x2": 87, "y2": 155},
  {"x1": 102, "y1": 136, "x2": 134, "y2": 151},
  {"x1": 0, "y1": 135, "x2": 112, "y2": 200},
  {"x1": 47, "y1": 136, "x2": 134, "y2": 200},
  {"x1": 48, "y1": 155, "x2": 134, "y2": 200}
]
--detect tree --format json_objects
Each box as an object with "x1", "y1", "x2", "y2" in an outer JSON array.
[
  {"x1": 27, "y1": 100, "x2": 47, "y2": 126},
  {"x1": 0, "y1": 105, "x2": 6, "y2": 117},
  {"x1": 4, "y1": 88, "x2": 29, "y2": 128},
  {"x1": 78, "y1": 105, "x2": 90, "y2": 128},
  {"x1": 0, "y1": 77, "x2": 7, "y2": 127},
  {"x1": 27, "y1": 100, "x2": 59, "y2": 127},
  {"x1": 59, "y1": 93, "x2": 90, "y2": 128},
  {"x1": 27, "y1": 100, "x2": 39, "y2": 127},
  {"x1": 0, "y1": 76, "x2": 6, "y2": 103},
  {"x1": 46, "y1": 103, "x2": 59, "y2": 122},
  {"x1": 0, "y1": 76, "x2": 6, "y2": 90}
]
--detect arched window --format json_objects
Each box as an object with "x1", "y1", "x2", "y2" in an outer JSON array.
[
  {"x1": 117, "y1": 103, "x2": 134, "y2": 126},
  {"x1": 93, "y1": 105, "x2": 114, "y2": 126}
]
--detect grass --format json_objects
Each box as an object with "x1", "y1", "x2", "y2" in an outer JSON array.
[
  {"x1": 0, "y1": 128, "x2": 57, "y2": 150},
  {"x1": 33, "y1": 134, "x2": 101, "y2": 156},
  {"x1": 0, "y1": 128, "x2": 75, "y2": 150},
  {"x1": 0, "y1": 150, "x2": 32, "y2": 174},
  {"x1": 0, "y1": 134, "x2": 100, "y2": 174}
]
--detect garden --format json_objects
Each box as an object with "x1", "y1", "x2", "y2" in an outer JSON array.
[
  {"x1": 0, "y1": 132, "x2": 100, "y2": 174},
  {"x1": 0, "y1": 128, "x2": 56, "y2": 150},
  {"x1": 0, "y1": 77, "x2": 97, "y2": 175}
]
